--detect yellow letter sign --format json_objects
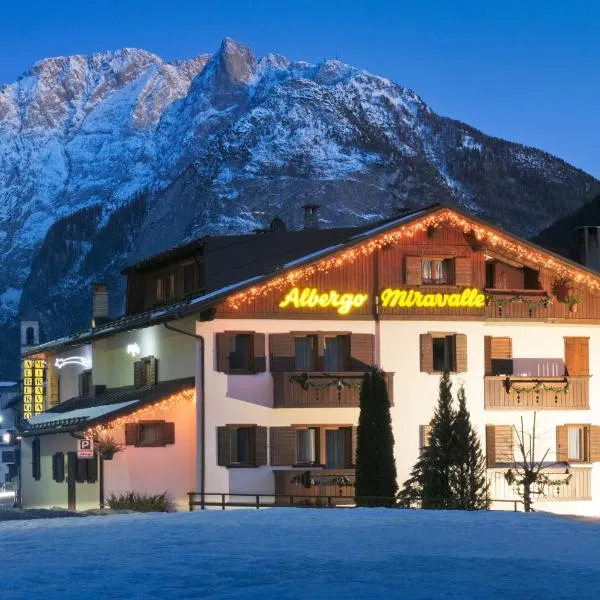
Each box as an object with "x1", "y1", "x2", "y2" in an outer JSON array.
[
  {"x1": 279, "y1": 287, "x2": 369, "y2": 315},
  {"x1": 380, "y1": 288, "x2": 486, "y2": 309}
]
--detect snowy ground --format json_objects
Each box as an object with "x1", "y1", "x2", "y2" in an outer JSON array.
[{"x1": 2, "y1": 509, "x2": 600, "y2": 599}]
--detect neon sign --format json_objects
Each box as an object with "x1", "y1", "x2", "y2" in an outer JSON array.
[
  {"x1": 279, "y1": 287, "x2": 369, "y2": 315},
  {"x1": 380, "y1": 288, "x2": 486, "y2": 309},
  {"x1": 55, "y1": 356, "x2": 92, "y2": 369},
  {"x1": 23, "y1": 359, "x2": 46, "y2": 420}
]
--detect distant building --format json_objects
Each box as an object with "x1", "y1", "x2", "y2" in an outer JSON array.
[{"x1": 16, "y1": 204, "x2": 600, "y2": 514}]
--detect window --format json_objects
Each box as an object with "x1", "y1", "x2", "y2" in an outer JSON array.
[
  {"x1": 229, "y1": 334, "x2": 253, "y2": 371},
  {"x1": 422, "y1": 258, "x2": 453, "y2": 285},
  {"x1": 183, "y1": 262, "x2": 203, "y2": 295},
  {"x1": 297, "y1": 428, "x2": 319, "y2": 464},
  {"x1": 433, "y1": 336, "x2": 456, "y2": 372},
  {"x1": 32, "y1": 437, "x2": 41, "y2": 481},
  {"x1": 26, "y1": 326, "x2": 35, "y2": 346},
  {"x1": 568, "y1": 426, "x2": 588, "y2": 462},
  {"x1": 230, "y1": 427, "x2": 253, "y2": 465},
  {"x1": 295, "y1": 336, "x2": 317, "y2": 371},
  {"x1": 324, "y1": 335, "x2": 349, "y2": 371},
  {"x1": 75, "y1": 456, "x2": 98, "y2": 483},
  {"x1": 78, "y1": 370, "x2": 93, "y2": 397},
  {"x1": 325, "y1": 428, "x2": 351, "y2": 468},
  {"x1": 134, "y1": 356, "x2": 157, "y2": 388},
  {"x1": 125, "y1": 421, "x2": 175, "y2": 447}
]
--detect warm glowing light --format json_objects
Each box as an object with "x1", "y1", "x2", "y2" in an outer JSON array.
[
  {"x1": 225, "y1": 209, "x2": 600, "y2": 311},
  {"x1": 84, "y1": 388, "x2": 195, "y2": 439},
  {"x1": 126, "y1": 343, "x2": 141, "y2": 357},
  {"x1": 279, "y1": 287, "x2": 368, "y2": 315},
  {"x1": 55, "y1": 356, "x2": 92, "y2": 369},
  {"x1": 22, "y1": 358, "x2": 46, "y2": 420},
  {"x1": 380, "y1": 288, "x2": 486, "y2": 309}
]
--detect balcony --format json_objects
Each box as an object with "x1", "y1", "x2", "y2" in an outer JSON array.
[
  {"x1": 272, "y1": 372, "x2": 394, "y2": 408},
  {"x1": 485, "y1": 289, "x2": 551, "y2": 319},
  {"x1": 274, "y1": 469, "x2": 355, "y2": 505},
  {"x1": 484, "y1": 375, "x2": 589, "y2": 410}
]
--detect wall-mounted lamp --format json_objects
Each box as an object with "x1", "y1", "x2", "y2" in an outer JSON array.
[{"x1": 126, "y1": 343, "x2": 141, "y2": 357}]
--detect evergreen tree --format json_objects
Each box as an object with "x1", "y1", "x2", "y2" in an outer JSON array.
[
  {"x1": 451, "y1": 386, "x2": 489, "y2": 509},
  {"x1": 355, "y1": 368, "x2": 397, "y2": 506},
  {"x1": 421, "y1": 371, "x2": 457, "y2": 508}
]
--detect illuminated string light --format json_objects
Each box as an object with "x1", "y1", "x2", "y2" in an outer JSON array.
[
  {"x1": 225, "y1": 209, "x2": 600, "y2": 310},
  {"x1": 84, "y1": 388, "x2": 195, "y2": 439}
]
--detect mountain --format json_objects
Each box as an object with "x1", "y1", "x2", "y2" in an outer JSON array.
[{"x1": 1, "y1": 38, "x2": 599, "y2": 377}]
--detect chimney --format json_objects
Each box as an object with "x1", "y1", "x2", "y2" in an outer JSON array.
[
  {"x1": 303, "y1": 204, "x2": 320, "y2": 230},
  {"x1": 577, "y1": 227, "x2": 600, "y2": 272},
  {"x1": 92, "y1": 283, "x2": 109, "y2": 328}
]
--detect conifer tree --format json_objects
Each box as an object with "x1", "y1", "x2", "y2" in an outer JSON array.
[
  {"x1": 451, "y1": 385, "x2": 489, "y2": 509},
  {"x1": 355, "y1": 368, "x2": 397, "y2": 506}
]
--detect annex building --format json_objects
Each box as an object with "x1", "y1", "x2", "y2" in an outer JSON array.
[{"x1": 17, "y1": 204, "x2": 600, "y2": 514}]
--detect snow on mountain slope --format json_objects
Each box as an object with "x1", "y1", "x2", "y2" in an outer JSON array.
[{"x1": 1, "y1": 37, "x2": 599, "y2": 376}]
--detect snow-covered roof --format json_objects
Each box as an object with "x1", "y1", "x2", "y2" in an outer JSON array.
[{"x1": 27, "y1": 400, "x2": 138, "y2": 426}]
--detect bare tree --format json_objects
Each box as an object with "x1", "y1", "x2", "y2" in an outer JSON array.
[{"x1": 504, "y1": 413, "x2": 571, "y2": 512}]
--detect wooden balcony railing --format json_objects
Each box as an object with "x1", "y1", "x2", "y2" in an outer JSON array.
[
  {"x1": 274, "y1": 469, "x2": 356, "y2": 505},
  {"x1": 484, "y1": 376, "x2": 589, "y2": 410},
  {"x1": 272, "y1": 371, "x2": 394, "y2": 408},
  {"x1": 484, "y1": 289, "x2": 551, "y2": 319}
]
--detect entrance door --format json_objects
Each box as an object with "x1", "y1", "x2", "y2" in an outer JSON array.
[{"x1": 67, "y1": 452, "x2": 77, "y2": 510}]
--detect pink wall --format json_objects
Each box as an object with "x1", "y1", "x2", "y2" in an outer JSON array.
[{"x1": 103, "y1": 399, "x2": 196, "y2": 510}]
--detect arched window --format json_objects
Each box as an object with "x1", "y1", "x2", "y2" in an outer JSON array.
[{"x1": 26, "y1": 326, "x2": 35, "y2": 346}]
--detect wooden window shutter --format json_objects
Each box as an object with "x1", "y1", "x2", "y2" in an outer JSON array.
[
  {"x1": 420, "y1": 334, "x2": 434, "y2": 373},
  {"x1": 216, "y1": 333, "x2": 232, "y2": 373},
  {"x1": 254, "y1": 426, "x2": 268, "y2": 466},
  {"x1": 52, "y1": 452, "x2": 65, "y2": 482},
  {"x1": 556, "y1": 425, "x2": 568, "y2": 462},
  {"x1": 564, "y1": 337, "x2": 589, "y2": 377},
  {"x1": 162, "y1": 422, "x2": 175, "y2": 445},
  {"x1": 253, "y1": 333, "x2": 266, "y2": 373},
  {"x1": 405, "y1": 256, "x2": 422, "y2": 286},
  {"x1": 217, "y1": 426, "x2": 231, "y2": 466},
  {"x1": 133, "y1": 360, "x2": 144, "y2": 388},
  {"x1": 269, "y1": 333, "x2": 296, "y2": 372},
  {"x1": 485, "y1": 426, "x2": 496, "y2": 467},
  {"x1": 352, "y1": 426, "x2": 358, "y2": 466},
  {"x1": 87, "y1": 456, "x2": 98, "y2": 484},
  {"x1": 454, "y1": 257, "x2": 472, "y2": 286},
  {"x1": 270, "y1": 427, "x2": 297, "y2": 466},
  {"x1": 485, "y1": 336, "x2": 512, "y2": 375},
  {"x1": 350, "y1": 334, "x2": 374, "y2": 370},
  {"x1": 590, "y1": 426, "x2": 600, "y2": 462},
  {"x1": 49, "y1": 376, "x2": 59, "y2": 407},
  {"x1": 147, "y1": 357, "x2": 158, "y2": 385},
  {"x1": 125, "y1": 423, "x2": 139, "y2": 446},
  {"x1": 484, "y1": 336, "x2": 492, "y2": 375},
  {"x1": 454, "y1": 334, "x2": 467, "y2": 373},
  {"x1": 32, "y1": 438, "x2": 41, "y2": 481}
]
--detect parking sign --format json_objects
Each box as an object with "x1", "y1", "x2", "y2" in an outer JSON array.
[{"x1": 77, "y1": 438, "x2": 94, "y2": 459}]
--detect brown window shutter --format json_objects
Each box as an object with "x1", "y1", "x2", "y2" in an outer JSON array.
[
  {"x1": 454, "y1": 257, "x2": 472, "y2": 286},
  {"x1": 76, "y1": 458, "x2": 87, "y2": 483},
  {"x1": 491, "y1": 337, "x2": 512, "y2": 359},
  {"x1": 52, "y1": 453, "x2": 59, "y2": 482},
  {"x1": 420, "y1": 334, "x2": 434, "y2": 373},
  {"x1": 49, "y1": 375, "x2": 59, "y2": 407},
  {"x1": 217, "y1": 426, "x2": 231, "y2": 466},
  {"x1": 495, "y1": 425, "x2": 513, "y2": 463},
  {"x1": 485, "y1": 425, "x2": 496, "y2": 467},
  {"x1": 162, "y1": 422, "x2": 175, "y2": 445},
  {"x1": 253, "y1": 333, "x2": 266, "y2": 373},
  {"x1": 350, "y1": 334, "x2": 374, "y2": 370},
  {"x1": 254, "y1": 426, "x2": 268, "y2": 466},
  {"x1": 270, "y1": 427, "x2": 297, "y2": 466},
  {"x1": 269, "y1": 333, "x2": 296, "y2": 372},
  {"x1": 147, "y1": 357, "x2": 158, "y2": 385},
  {"x1": 454, "y1": 334, "x2": 467, "y2": 373},
  {"x1": 133, "y1": 360, "x2": 144, "y2": 388},
  {"x1": 216, "y1": 333, "x2": 233, "y2": 373},
  {"x1": 125, "y1": 423, "x2": 139, "y2": 446},
  {"x1": 352, "y1": 425, "x2": 358, "y2": 466},
  {"x1": 564, "y1": 337, "x2": 589, "y2": 377},
  {"x1": 32, "y1": 438, "x2": 41, "y2": 481},
  {"x1": 484, "y1": 336, "x2": 492, "y2": 375},
  {"x1": 590, "y1": 426, "x2": 600, "y2": 462},
  {"x1": 405, "y1": 256, "x2": 422, "y2": 286},
  {"x1": 556, "y1": 425, "x2": 568, "y2": 462},
  {"x1": 87, "y1": 455, "x2": 98, "y2": 484}
]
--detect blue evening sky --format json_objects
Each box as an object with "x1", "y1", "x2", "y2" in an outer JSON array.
[{"x1": 1, "y1": 0, "x2": 598, "y2": 178}]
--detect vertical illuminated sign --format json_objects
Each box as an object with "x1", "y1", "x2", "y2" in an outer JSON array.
[{"x1": 23, "y1": 358, "x2": 46, "y2": 420}]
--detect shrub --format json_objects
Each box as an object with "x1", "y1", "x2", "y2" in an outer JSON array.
[{"x1": 106, "y1": 491, "x2": 174, "y2": 512}]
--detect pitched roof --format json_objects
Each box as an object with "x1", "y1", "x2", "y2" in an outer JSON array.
[
  {"x1": 23, "y1": 203, "x2": 600, "y2": 356},
  {"x1": 19, "y1": 377, "x2": 194, "y2": 436}
]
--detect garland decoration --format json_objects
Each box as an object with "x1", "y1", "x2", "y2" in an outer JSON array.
[{"x1": 486, "y1": 293, "x2": 552, "y2": 317}]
